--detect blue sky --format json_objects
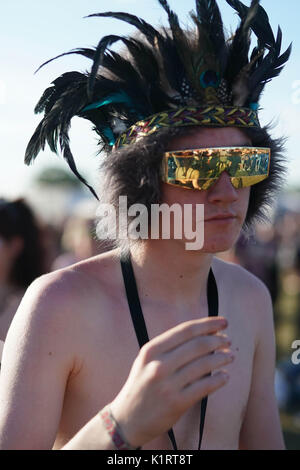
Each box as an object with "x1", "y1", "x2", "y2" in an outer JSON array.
[{"x1": 1, "y1": 0, "x2": 299, "y2": 198}]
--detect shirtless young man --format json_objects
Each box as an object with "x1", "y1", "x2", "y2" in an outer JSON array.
[{"x1": 0, "y1": 0, "x2": 291, "y2": 450}]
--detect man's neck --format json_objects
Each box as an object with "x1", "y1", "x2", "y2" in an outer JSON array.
[{"x1": 129, "y1": 239, "x2": 214, "y2": 314}]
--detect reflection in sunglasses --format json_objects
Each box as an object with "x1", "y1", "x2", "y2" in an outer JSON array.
[{"x1": 162, "y1": 147, "x2": 271, "y2": 190}]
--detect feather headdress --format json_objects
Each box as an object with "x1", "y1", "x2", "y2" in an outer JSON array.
[{"x1": 25, "y1": 0, "x2": 291, "y2": 198}]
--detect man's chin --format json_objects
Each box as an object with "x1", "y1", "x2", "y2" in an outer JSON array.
[
  {"x1": 171, "y1": 238, "x2": 235, "y2": 254},
  {"x1": 196, "y1": 237, "x2": 238, "y2": 254}
]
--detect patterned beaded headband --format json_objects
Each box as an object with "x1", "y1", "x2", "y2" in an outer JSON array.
[
  {"x1": 113, "y1": 105, "x2": 260, "y2": 150},
  {"x1": 25, "y1": 0, "x2": 291, "y2": 199}
]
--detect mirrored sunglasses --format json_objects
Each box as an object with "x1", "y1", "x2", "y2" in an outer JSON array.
[{"x1": 161, "y1": 147, "x2": 271, "y2": 190}]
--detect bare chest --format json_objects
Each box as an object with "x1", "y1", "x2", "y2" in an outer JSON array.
[{"x1": 53, "y1": 281, "x2": 256, "y2": 450}]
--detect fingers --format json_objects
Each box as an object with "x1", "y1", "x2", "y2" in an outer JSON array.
[
  {"x1": 181, "y1": 369, "x2": 230, "y2": 408},
  {"x1": 164, "y1": 333, "x2": 231, "y2": 374},
  {"x1": 141, "y1": 317, "x2": 228, "y2": 361},
  {"x1": 172, "y1": 348, "x2": 234, "y2": 389},
  {"x1": 113, "y1": 316, "x2": 232, "y2": 447}
]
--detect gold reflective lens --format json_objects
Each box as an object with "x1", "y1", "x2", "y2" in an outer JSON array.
[{"x1": 161, "y1": 147, "x2": 271, "y2": 190}]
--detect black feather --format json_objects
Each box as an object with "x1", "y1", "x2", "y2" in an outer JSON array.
[
  {"x1": 86, "y1": 12, "x2": 161, "y2": 46},
  {"x1": 25, "y1": 121, "x2": 44, "y2": 165},
  {"x1": 25, "y1": 72, "x2": 100, "y2": 199},
  {"x1": 88, "y1": 40, "x2": 165, "y2": 117},
  {"x1": 224, "y1": 2, "x2": 257, "y2": 85},
  {"x1": 118, "y1": 38, "x2": 172, "y2": 110},
  {"x1": 35, "y1": 48, "x2": 96, "y2": 74},
  {"x1": 195, "y1": 0, "x2": 226, "y2": 59},
  {"x1": 157, "y1": 0, "x2": 186, "y2": 60},
  {"x1": 154, "y1": 30, "x2": 187, "y2": 96},
  {"x1": 62, "y1": 143, "x2": 99, "y2": 200},
  {"x1": 34, "y1": 72, "x2": 87, "y2": 115},
  {"x1": 225, "y1": 0, "x2": 248, "y2": 17},
  {"x1": 34, "y1": 87, "x2": 56, "y2": 115},
  {"x1": 88, "y1": 35, "x2": 126, "y2": 100},
  {"x1": 157, "y1": 0, "x2": 180, "y2": 29},
  {"x1": 121, "y1": 38, "x2": 160, "y2": 83},
  {"x1": 85, "y1": 10, "x2": 180, "y2": 104},
  {"x1": 100, "y1": 49, "x2": 148, "y2": 106},
  {"x1": 248, "y1": 26, "x2": 292, "y2": 103},
  {"x1": 226, "y1": 0, "x2": 275, "y2": 49}
]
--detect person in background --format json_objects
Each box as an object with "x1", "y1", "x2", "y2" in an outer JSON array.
[
  {"x1": 0, "y1": 199, "x2": 45, "y2": 364},
  {"x1": 51, "y1": 200, "x2": 113, "y2": 271}
]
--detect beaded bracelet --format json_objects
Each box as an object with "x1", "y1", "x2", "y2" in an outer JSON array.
[{"x1": 99, "y1": 405, "x2": 141, "y2": 450}]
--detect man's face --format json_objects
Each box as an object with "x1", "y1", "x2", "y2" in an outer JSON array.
[{"x1": 161, "y1": 127, "x2": 251, "y2": 253}]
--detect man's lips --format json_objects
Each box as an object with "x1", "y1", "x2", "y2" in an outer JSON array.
[{"x1": 205, "y1": 213, "x2": 238, "y2": 222}]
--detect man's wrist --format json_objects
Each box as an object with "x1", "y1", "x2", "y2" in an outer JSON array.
[{"x1": 99, "y1": 405, "x2": 141, "y2": 450}]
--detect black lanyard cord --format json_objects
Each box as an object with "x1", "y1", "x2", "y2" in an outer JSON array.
[{"x1": 120, "y1": 254, "x2": 219, "y2": 450}]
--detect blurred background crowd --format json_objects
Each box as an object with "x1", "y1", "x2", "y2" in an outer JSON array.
[{"x1": 0, "y1": 166, "x2": 299, "y2": 448}]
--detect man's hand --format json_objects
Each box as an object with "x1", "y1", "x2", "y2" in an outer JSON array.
[{"x1": 110, "y1": 316, "x2": 234, "y2": 448}]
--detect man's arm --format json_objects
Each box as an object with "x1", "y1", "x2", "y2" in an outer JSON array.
[
  {"x1": 0, "y1": 273, "x2": 77, "y2": 449},
  {"x1": 239, "y1": 281, "x2": 285, "y2": 450},
  {"x1": 0, "y1": 272, "x2": 117, "y2": 450}
]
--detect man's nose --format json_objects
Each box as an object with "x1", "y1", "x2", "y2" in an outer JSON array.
[{"x1": 206, "y1": 171, "x2": 238, "y2": 203}]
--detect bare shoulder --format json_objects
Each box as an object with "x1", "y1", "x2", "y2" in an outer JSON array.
[
  {"x1": 212, "y1": 255, "x2": 272, "y2": 299},
  {"x1": 19, "y1": 248, "x2": 121, "y2": 315},
  {"x1": 4, "y1": 249, "x2": 121, "y2": 371},
  {"x1": 211, "y1": 256, "x2": 274, "y2": 347}
]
